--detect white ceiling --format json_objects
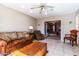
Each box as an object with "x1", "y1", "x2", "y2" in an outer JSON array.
[{"x1": 1, "y1": 3, "x2": 79, "y2": 19}]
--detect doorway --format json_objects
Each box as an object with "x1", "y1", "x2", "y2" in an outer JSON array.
[{"x1": 44, "y1": 20, "x2": 61, "y2": 39}]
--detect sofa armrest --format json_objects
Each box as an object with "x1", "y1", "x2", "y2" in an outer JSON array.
[{"x1": 0, "y1": 40, "x2": 7, "y2": 55}]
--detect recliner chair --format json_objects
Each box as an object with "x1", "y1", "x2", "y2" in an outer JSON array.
[{"x1": 33, "y1": 30, "x2": 44, "y2": 40}]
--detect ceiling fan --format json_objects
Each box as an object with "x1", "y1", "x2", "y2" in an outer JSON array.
[{"x1": 30, "y1": 3, "x2": 54, "y2": 14}]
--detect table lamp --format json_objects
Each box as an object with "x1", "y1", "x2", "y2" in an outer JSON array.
[{"x1": 29, "y1": 26, "x2": 33, "y2": 33}]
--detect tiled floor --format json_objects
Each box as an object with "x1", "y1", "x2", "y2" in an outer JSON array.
[{"x1": 35, "y1": 36, "x2": 79, "y2": 56}]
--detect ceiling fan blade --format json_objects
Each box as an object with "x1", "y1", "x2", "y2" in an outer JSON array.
[
  {"x1": 46, "y1": 6, "x2": 54, "y2": 8},
  {"x1": 31, "y1": 6, "x2": 41, "y2": 9},
  {"x1": 39, "y1": 3, "x2": 46, "y2": 6}
]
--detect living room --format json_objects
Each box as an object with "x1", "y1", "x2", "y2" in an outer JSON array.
[{"x1": 0, "y1": 1, "x2": 79, "y2": 57}]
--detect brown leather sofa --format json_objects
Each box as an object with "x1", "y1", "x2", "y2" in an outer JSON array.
[{"x1": 0, "y1": 32, "x2": 33, "y2": 55}]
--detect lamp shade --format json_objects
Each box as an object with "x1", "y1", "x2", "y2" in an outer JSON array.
[{"x1": 29, "y1": 26, "x2": 33, "y2": 29}]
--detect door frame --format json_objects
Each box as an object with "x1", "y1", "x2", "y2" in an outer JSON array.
[{"x1": 44, "y1": 20, "x2": 61, "y2": 38}]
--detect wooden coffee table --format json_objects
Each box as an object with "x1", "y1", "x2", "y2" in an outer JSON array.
[{"x1": 11, "y1": 42, "x2": 47, "y2": 56}]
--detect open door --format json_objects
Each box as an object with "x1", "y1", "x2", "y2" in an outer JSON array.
[{"x1": 44, "y1": 20, "x2": 61, "y2": 39}]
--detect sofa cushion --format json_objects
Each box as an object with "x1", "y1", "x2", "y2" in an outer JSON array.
[
  {"x1": 6, "y1": 32, "x2": 18, "y2": 40},
  {"x1": 17, "y1": 32, "x2": 29, "y2": 39},
  {"x1": 17, "y1": 32, "x2": 24, "y2": 39},
  {"x1": 0, "y1": 32, "x2": 10, "y2": 42},
  {"x1": 0, "y1": 32, "x2": 18, "y2": 42}
]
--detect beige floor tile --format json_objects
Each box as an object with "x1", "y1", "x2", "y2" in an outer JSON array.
[{"x1": 36, "y1": 36, "x2": 79, "y2": 56}]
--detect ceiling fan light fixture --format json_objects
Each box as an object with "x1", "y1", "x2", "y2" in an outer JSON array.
[{"x1": 30, "y1": 3, "x2": 54, "y2": 16}]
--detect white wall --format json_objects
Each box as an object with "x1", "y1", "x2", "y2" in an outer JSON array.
[
  {"x1": 36, "y1": 13, "x2": 76, "y2": 42},
  {"x1": 76, "y1": 15, "x2": 79, "y2": 41},
  {"x1": 60, "y1": 13, "x2": 76, "y2": 41},
  {"x1": 0, "y1": 5, "x2": 36, "y2": 32}
]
